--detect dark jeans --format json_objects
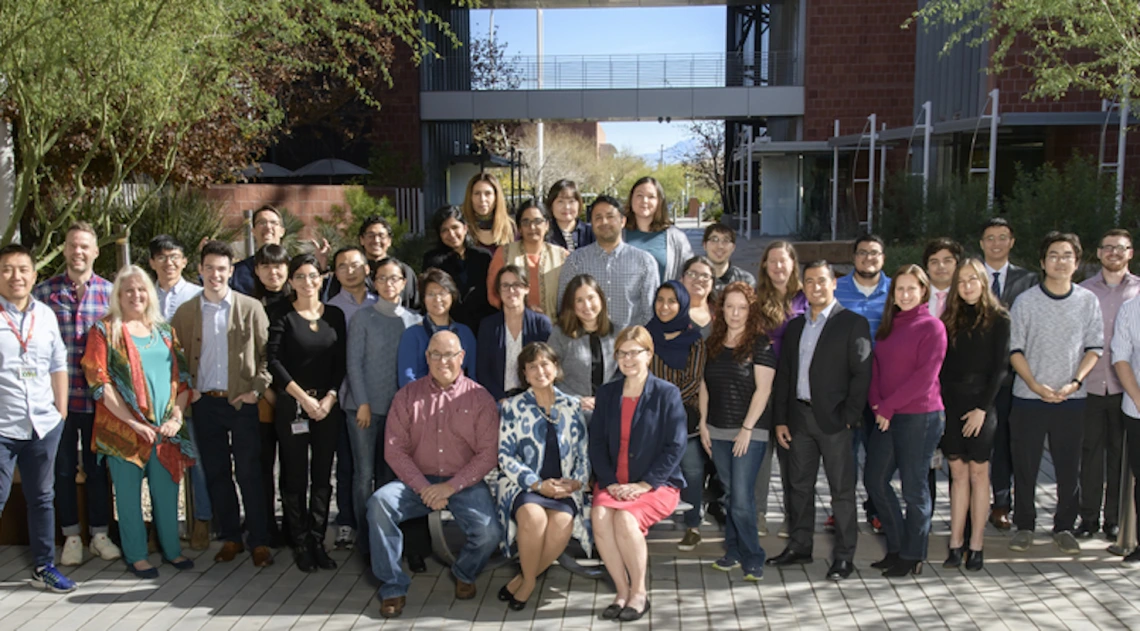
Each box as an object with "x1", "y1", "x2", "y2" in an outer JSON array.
[
  {"x1": 54, "y1": 411, "x2": 110, "y2": 536},
  {"x1": 335, "y1": 419, "x2": 355, "y2": 529},
  {"x1": 259, "y1": 421, "x2": 283, "y2": 539},
  {"x1": 1080, "y1": 393, "x2": 1124, "y2": 528},
  {"x1": 1123, "y1": 415, "x2": 1140, "y2": 531},
  {"x1": 192, "y1": 397, "x2": 269, "y2": 548},
  {"x1": 709, "y1": 437, "x2": 768, "y2": 571},
  {"x1": 787, "y1": 401, "x2": 858, "y2": 561},
  {"x1": 679, "y1": 436, "x2": 707, "y2": 529},
  {"x1": 276, "y1": 393, "x2": 341, "y2": 548},
  {"x1": 991, "y1": 382, "x2": 1015, "y2": 510},
  {"x1": 1010, "y1": 400, "x2": 1084, "y2": 533},
  {"x1": 0, "y1": 423, "x2": 63, "y2": 566},
  {"x1": 853, "y1": 405, "x2": 878, "y2": 520},
  {"x1": 866, "y1": 411, "x2": 944, "y2": 561}
]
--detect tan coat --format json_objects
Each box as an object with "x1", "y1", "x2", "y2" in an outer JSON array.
[
  {"x1": 487, "y1": 241, "x2": 569, "y2": 317},
  {"x1": 170, "y1": 291, "x2": 272, "y2": 410}
]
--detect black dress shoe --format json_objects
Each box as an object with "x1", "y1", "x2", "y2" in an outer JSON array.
[
  {"x1": 964, "y1": 549, "x2": 984, "y2": 571},
  {"x1": 826, "y1": 560, "x2": 854, "y2": 580},
  {"x1": 508, "y1": 595, "x2": 528, "y2": 611},
  {"x1": 1104, "y1": 523, "x2": 1120, "y2": 539},
  {"x1": 312, "y1": 542, "x2": 337, "y2": 570},
  {"x1": 294, "y1": 545, "x2": 317, "y2": 573},
  {"x1": 882, "y1": 559, "x2": 923, "y2": 577},
  {"x1": 1074, "y1": 520, "x2": 1097, "y2": 539},
  {"x1": 498, "y1": 584, "x2": 514, "y2": 602},
  {"x1": 618, "y1": 599, "x2": 650, "y2": 622},
  {"x1": 601, "y1": 603, "x2": 624, "y2": 620},
  {"x1": 407, "y1": 554, "x2": 427, "y2": 573},
  {"x1": 870, "y1": 552, "x2": 899, "y2": 570},
  {"x1": 943, "y1": 546, "x2": 964, "y2": 569},
  {"x1": 766, "y1": 548, "x2": 813, "y2": 566}
]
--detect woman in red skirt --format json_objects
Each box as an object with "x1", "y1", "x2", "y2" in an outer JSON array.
[{"x1": 589, "y1": 326, "x2": 688, "y2": 622}]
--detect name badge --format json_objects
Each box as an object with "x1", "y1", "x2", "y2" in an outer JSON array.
[
  {"x1": 18, "y1": 366, "x2": 38, "y2": 380},
  {"x1": 291, "y1": 420, "x2": 310, "y2": 435}
]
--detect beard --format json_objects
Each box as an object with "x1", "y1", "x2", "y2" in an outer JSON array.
[
  {"x1": 1102, "y1": 260, "x2": 1129, "y2": 273},
  {"x1": 855, "y1": 267, "x2": 879, "y2": 280}
]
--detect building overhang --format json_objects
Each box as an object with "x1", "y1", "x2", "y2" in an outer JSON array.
[{"x1": 828, "y1": 111, "x2": 1140, "y2": 147}]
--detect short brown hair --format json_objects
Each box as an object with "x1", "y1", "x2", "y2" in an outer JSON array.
[
  {"x1": 922, "y1": 237, "x2": 963, "y2": 266},
  {"x1": 613, "y1": 325, "x2": 654, "y2": 358},
  {"x1": 1039, "y1": 231, "x2": 1083, "y2": 263},
  {"x1": 66, "y1": 221, "x2": 98, "y2": 240},
  {"x1": 1101, "y1": 228, "x2": 1133, "y2": 247},
  {"x1": 517, "y1": 342, "x2": 564, "y2": 387}
]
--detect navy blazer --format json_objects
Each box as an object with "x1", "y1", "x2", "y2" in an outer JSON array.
[
  {"x1": 589, "y1": 373, "x2": 687, "y2": 490},
  {"x1": 549, "y1": 221, "x2": 595, "y2": 251},
  {"x1": 476, "y1": 309, "x2": 553, "y2": 400}
]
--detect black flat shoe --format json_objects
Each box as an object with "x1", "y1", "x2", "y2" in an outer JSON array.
[
  {"x1": 498, "y1": 584, "x2": 514, "y2": 602},
  {"x1": 882, "y1": 559, "x2": 923, "y2": 577},
  {"x1": 508, "y1": 595, "x2": 528, "y2": 611},
  {"x1": 312, "y1": 543, "x2": 337, "y2": 570},
  {"x1": 601, "y1": 603, "x2": 624, "y2": 620},
  {"x1": 163, "y1": 556, "x2": 195, "y2": 571},
  {"x1": 943, "y1": 546, "x2": 964, "y2": 569},
  {"x1": 618, "y1": 599, "x2": 650, "y2": 622},
  {"x1": 407, "y1": 554, "x2": 427, "y2": 573},
  {"x1": 766, "y1": 548, "x2": 813, "y2": 566},
  {"x1": 964, "y1": 549, "x2": 984, "y2": 571},
  {"x1": 127, "y1": 562, "x2": 159, "y2": 579},
  {"x1": 294, "y1": 545, "x2": 317, "y2": 573},
  {"x1": 870, "y1": 552, "x2": 899, "y2": 570}
]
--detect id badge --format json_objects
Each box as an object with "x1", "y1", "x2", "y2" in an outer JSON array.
[
  {"x1": 18, "y1": 366, "x2": 38, "y2": 380},
  {"x1": 291, "y1": 420, "x2": 310, "y2": 435}
]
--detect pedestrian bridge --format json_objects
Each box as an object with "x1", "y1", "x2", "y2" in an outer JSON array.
[{"x1": 420, "y1": 51, "x2": 804, "y2": 121}]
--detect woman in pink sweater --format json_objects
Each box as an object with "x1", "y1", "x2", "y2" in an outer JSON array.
[{"x1": 866, "y1": 264, "x2": 948, "y2": 577}]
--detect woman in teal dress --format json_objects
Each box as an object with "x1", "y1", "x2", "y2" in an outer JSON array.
[{"x1": 83, "y1": 265, "x2": 195, "y2": 579}]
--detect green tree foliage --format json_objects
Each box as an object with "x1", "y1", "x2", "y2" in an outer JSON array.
[
  {"x1": 0, "y1": 0, "x2": 470, "y2": 270},
  {"x1": 909, "y1": 0, "x2": 1140, "y2": 101},
  {"x1": 313, "y1": 186, "x2": 429, "y2": 272},
  {"x1": 879, "y1": 173, "x2": 990, "y2": 248}
]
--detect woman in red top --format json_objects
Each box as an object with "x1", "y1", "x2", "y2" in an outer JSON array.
[{"x1": 589, "y1": 326, "x2": 688, "y2": 623}]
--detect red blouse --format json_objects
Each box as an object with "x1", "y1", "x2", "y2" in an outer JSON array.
[{"x1": 616, "y1": 396, "x2": 640, "y2": 484}]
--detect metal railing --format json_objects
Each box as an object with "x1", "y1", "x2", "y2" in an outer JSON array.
[{"x1": 428, "y1": 51, "x2": 799, "y2": 91}]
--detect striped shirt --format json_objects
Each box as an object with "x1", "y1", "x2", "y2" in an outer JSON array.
[
  {"x1": 834, "y1": 272, "x2": 891, "y2": 340},
  {"x1": 33, "y1": 273, "x2": 112, "y2": 413},
  {"x1": 557, "y1": 241, "x2": 659, "y2": 333}
]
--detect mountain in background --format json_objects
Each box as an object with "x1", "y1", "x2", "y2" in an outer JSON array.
[{"x1": 638, "y1": 138, "x2": 699, "y2": 164}]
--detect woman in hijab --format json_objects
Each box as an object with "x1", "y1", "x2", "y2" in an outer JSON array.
[{"x1": 645, "y1": 281, "x2": 709, "y2": 551}]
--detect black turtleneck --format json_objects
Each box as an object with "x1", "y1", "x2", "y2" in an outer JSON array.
[{"x1": 940, "y1": 303, "x2": 1011, "y2": 412}]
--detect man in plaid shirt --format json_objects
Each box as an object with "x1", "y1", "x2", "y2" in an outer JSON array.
[{"x1": 32, "y1": 222, "x2": 121, "y2": 566}]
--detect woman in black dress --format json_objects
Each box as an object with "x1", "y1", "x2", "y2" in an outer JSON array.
[
  {"x1": 939, "y1": 258, "x2": 1010, "y2": 571},
  {"x1": 422, "y1": 206, "x2": 495, "y2": 333},
  {"x1": 267, "y1": 253, "x2": 347, "y2": 572}
]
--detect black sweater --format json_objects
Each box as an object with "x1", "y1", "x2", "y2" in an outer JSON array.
[
  {"x1": 267, "y1": 303, "x2": 347, "y2": 395},
  {"x1": 939, "y1": 304, "x2": 1010, "y2": 413}
]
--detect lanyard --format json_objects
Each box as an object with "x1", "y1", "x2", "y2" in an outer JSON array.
[{"x1": 0, "y1": 305, "x2": 33, "y2": 355}]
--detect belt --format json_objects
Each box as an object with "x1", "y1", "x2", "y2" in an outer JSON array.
[{"x1": 202, "y1": 390, "x2": 229, "y2": 398}]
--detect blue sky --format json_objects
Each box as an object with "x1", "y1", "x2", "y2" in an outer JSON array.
[{"x1": 470, "y1": 7, "x2": 726, "y2": 156}]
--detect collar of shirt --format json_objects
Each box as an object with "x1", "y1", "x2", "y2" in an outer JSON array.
[
  {"x1": 0, "y1": 295, "x2": 33, "y2": 315},
  {"x1": 807, "y1": 299, "x2": 838, "y2": 324},
  {"x1": 201, "y1": 288, "x2": 232, "y2": 308},
  {"x1": 428, "y1": 374, "x2": 466, "y2": 395},
  {"x1": 984, "y1": 261, "x2": 1009, "y2": 278}
]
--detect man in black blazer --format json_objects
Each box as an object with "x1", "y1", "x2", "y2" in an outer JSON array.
[
  {"x1": 767, "y1": 261, "x2": 872, "y2": 580},
  {"x1": 980, "y1": 217, "x2": 1039, "y2": 529}
]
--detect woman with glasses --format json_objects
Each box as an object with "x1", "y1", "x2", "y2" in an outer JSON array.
[
  {"x1": 486, "y1": 200, "x2": 569, "y2": 317},
  {"x1": 939, "y1": 258, "x2": 1009, "y2": 571},
  {"x1": 477, "y1": 265, "x2": 552, "y2": 401},
  {"x1": 545, "y1": 180, "x2": 594, "y2": 252},
  {"x1": 623, "y1": 177, "x2": 693, "y2": 282},
  {"x1": 267, "y1": 253, "x2": 348, "y2": 572},
  {"x1": 422, "y1": 206, "x2": 495, "y2": 333},
  {"x1": 547, "y1": 274, "x2": 617, "y2": 416},
  {"x1": 681, "y1": 256, "x2": 717, "y2": 338},
  {"x1": 590, "y1": 326, "x2": 687, "y2": 622},
  {"x1": 82, "y1": 266, "x2": 195, "y2": 578},
  {"x1": 698, "y1": 282, "x2": 776, "y2": 581},
  {"x1": 397, "y1": 268, "x2": 477, "y2": 387},
  {"x1": 866, "y1": 265, "x2": 948, "y2": 577},
  {"x1": 461, "y1": 172, "x2": 516, "y2": 253}
]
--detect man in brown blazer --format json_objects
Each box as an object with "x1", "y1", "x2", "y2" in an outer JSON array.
[{"x1": 171, "y1": 240, "x2": 274, "y2": 567}]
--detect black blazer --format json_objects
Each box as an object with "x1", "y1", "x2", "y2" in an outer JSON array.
[
  {"x1": 1000, "y1": 263, "x2": 1039, "y2": 308},
  {"x1": 422, "y1": 245, "x2": 495, "y2": 333},
  {"x1": 773, "y1": 304, "x2": 872, "y2": 435},
  {"x1": 589, "y1": 374, "x2": 687, "y2": 490},
  {"x1": 475, "y1": 308, "x2": 553, "y2": 400}
]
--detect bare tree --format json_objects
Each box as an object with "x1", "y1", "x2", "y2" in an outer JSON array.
[
  {"x1": 681, "y1": 121, "x2": 731, "y2": 214},
  {"x1": 470, "y1": 26, "x2": 522, "y2": 156}
]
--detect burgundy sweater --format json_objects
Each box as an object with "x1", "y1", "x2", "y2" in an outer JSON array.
[{"x1": 868, "y1": 305, "x2": 948, "y2": 421}]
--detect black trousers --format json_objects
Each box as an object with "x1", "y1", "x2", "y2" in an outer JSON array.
[
  {"x1": 1080, "y1": 393, "x2": 1124, "y2": 528},
  {"x1": 787, "y1": 401, "x2": 858, "y2": 561},
  {"x1": 991, "y1": 382, "x2": 1015, "y2": 510},
  {"x1": 1010, "y1": 401, "x2": 1084, "y2": 533},
  {"x1": 192, "y1": 397, "x2": 269, "y2": 548},
  {"x1": 275, "y1": 394, "x2": 341, "y2": 549},
  {"x1": 1123, "y1": 415, "x2": 1140, "y2": 530},
  {"x1": 258, "y1": 420, "x2": 283, "y2": 539}
]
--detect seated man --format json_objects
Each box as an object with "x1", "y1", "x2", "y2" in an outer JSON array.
[{"x1": 367, "y1": 330, "x2": 501, "y2": 618}]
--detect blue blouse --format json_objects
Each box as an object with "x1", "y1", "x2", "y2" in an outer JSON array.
[{"x1": 395, "y1": 318, "x2": 478, "y2": 388}]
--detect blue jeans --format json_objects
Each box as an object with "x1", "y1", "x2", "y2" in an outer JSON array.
[
  {"x1": 346, "y1": 412, "x2": 391, "y2": 545},
  {"x1": 185, "y1": 419, "x2": 212, "y2": 521},
  {"x1": 0, "y1": 423, "x2": 63, "y2": 566},
  {"x1": 366, "y1": 477, "x2": 500, "y2": 600},
  {"x1": 710, "y1": 438, "x2": 768, "y2": 571},
  {"x1": 866, "y1": 411, "x2": 944, "y2": 561},
  {"x1": 679, "y1": 436, "x2": 707, "y2": 529},
  {"x1": 54, "y1": 411, "x2": 110, "y2": 535}
]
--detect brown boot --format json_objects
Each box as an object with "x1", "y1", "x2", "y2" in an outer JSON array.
[
  {"x1": 989, "y1": 507, "x2": 1012, "y2": 530},
  {"x1": 380, "y1": 596, "x2": 406, "y2": 618},
  {"x1": 455, "y1": 580, "x2": 477, "y2": 600},
  {"x1": 190, "y1": 519, "x2": 211, "y2": 551}
]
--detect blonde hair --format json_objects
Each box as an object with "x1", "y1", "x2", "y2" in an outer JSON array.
[
  {"x1": 614, "y1": 325, "x2": 655, "y2": 358},
  {"x1": 107, "y1": 265, "x2": 163, "y2": 347}
]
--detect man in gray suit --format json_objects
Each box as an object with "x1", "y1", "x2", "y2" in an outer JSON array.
[{"x1": 980, "y1": 217, "x2": 1038, "y2": 529}]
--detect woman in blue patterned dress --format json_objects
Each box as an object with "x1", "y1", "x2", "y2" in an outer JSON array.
[{"x1": 495, "y1": 342, "x2": 590, "y2": 611}]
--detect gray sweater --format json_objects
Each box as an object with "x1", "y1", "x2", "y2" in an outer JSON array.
[
  {"x1": 547, "y1": 326, "x2": 617, "y2": 399},
  {"x1": 1009, "y1": 283, "x2": 1104, "y2": 400},
  {"x1": 346, "y1": 300, "x2": 422, "y2": 413}
]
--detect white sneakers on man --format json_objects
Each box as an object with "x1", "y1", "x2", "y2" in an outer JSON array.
[
  {"x1": 59, "y1": 535, "x2": 84, "y2": 566},
  {"x1": 90, "y1": 532, "x2": 122, "y2": 560}
]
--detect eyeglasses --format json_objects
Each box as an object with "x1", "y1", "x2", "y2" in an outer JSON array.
[
  {"x1": 254, "y1": 219, "x2": 282, "y2": 229},
  {"x1": 152, "y1": 254, "x2": 184, "y2": 264},
  {"x1": 1100, "y1": 244, "x2": 1131, "y2": 254},
  {"x1": 957, "y1": 276, "x2": 982, "y2": 286},
  {"x1": 500, "y1": 282, "x2": 528, "y2": 292},
  {"x1": 519, "y1": 218, "x2": 547, "y2": 229},
  {"x1": 425, "y1": 291, "x2": 451, "y2": 301},
  {"x1": 427, "y1": 350, "x2": 463, "y2": 362},
  {"x1": 705, "y1": 236, "x2": 733, "y2": 245},
  {"x1": 362, "y1": 230, "x2": 390, "y2": 241},
  {"x1": 375, "y1": 274, "x2": 405, "y2": 284},
  {"x1": 292, "y1": 272, "x2": 321, "y2": 282},
  {"x1": 615, "y1": 348, "x2": 649, "y2": 360},
  {"x1": 855, "y1": 250, "x2": 883, "y2": 259},
  {"x1": 685, "y1": 270, "x2": 713, "y2": 282},
  {"x1": 1046, "y1": 253, "x2": 1076, "y2": 263}
]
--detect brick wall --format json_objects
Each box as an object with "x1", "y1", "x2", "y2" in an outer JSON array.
[
  {"x1": 204, "y1": 184, "x2": 407, "y2": 235},
  {"x1": 367, "y1": 42, "x2": 423, "y2": 187},
  {"x1": 988, "y1": 35, "x2": 1104, "y2": 114}
]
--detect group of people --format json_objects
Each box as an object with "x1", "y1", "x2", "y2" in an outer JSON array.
[{"x1": 0, "y1": 170, "x2": 1138, "y2": 624}]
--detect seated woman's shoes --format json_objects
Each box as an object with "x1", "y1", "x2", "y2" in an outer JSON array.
[
  {"x1": 601, "y1": 604, "x2": 624, "y2": 620},
  {"x1": 508, "y1": 595, "x2": 528, "y2": 611},
  {"x1": 164, "y1": 557, "x2": 195, "y2": 571},
  {"x1": 618, "y1": 600, "x2": 650, "y2": 622},
  {"x1": 498, "y1": 584, "x2": 514, "y2": 602},
  {"x1": 406, "y1": 554, "x2": 427, "y2": 573},
  {"x1": 127, "y1": 562, "x2": 159, "y2": 579},
  {"x1": 943, "y1": 546, "x2": 964, "y2": 569},
  {"x1": 964, "y1": 549, "x2": 985, "y2": 571},
  {"x1": 380, "y1": 596, "x2": 406, "y2": 618}
]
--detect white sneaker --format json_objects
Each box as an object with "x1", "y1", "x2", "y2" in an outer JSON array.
[
  {"x1": 334, "y1": 525, "x2": 356, "y2": 550},
  {"x1": 59, "y1": 535, "x2": 84, "y2": 566},
  {"x1": 90, "y1": 532, "x2": 122, "y2": 560}
]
